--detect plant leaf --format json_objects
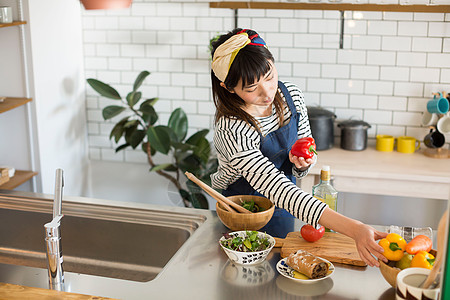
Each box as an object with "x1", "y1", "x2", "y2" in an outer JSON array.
[
  {"x1": 126, "y1": 91, "x2": 141, "y2": 107},
  {"x1": 150, "y1": 163, "x2": 174, "y2": 172},
  {"x1": 186, "y1": 181, "x2": 209, "y2": 209},
  {"x1": 87, "y1": 79, "x2": 121, "y2": 100},
  {"x1": 172, "y1": 142, "x2": 193, "y2": 152},
  {"x1": 133, "y1": 71, "x2": 150, "y2": 92},
  {"x1": 124, "y1": 119, "x2": 139, "y2": 128},
  {"x1": 139, "y1": 101, "x2": 158, "y2": 125},
  {"x1": 115, "y1": 143, "x2": 130, "y2": 152},
  {"x1": 130, "y1": 129, "x2": 146, "y2": 149},
  {"x1": 168, "y1": 108, "x2": 188, "y2": 141},
  {"x1": 124, "y1": 123, "x2": 139, "y2": 144},
  {"x1": 140, "y1": 97, "x2": 158, "y2": 107},
  {"x1": 109, "y1": 117, "x2": 129, "y2": 143},
  {"x1": 162, "y1": 126, "x2": 179, "y2": 144},
  {"x1": 147, "y1": 125, "x2": 171, "y2": 154},
  {"x1": 179, "y1": 154, "x2": 201, "y2": 174},
  {"x1": 178, "y1": 189, "x2": 190, "y2": 202},
  {"x1": 193, "y1": 138, "x2": 211, "y2": 164},
  {"x1": 186, "y1": 129, "x2": 209, "y2": 146},
  {"x1": 103, "y1": 105, "x2": 126, "y2": 120}
]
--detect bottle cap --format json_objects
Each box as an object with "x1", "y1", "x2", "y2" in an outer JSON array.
[{"x1": 322, "y1": 165, "x2": 330, "y2": 172}]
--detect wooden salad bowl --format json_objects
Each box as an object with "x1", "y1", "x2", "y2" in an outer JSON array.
[
  {"x1": 216, "y1": 195, "x2": 274, "y2": 231},
  {"x1": 379, "y1": 249, "x2": 437, "y2": 288}
]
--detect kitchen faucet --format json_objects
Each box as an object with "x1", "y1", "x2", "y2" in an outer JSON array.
[{"x1": 44, "y1": 168, "x2": 65, "y2": 291}]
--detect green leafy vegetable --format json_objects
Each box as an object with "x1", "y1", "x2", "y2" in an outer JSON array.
[
  {"x1": 221, "y1": 231, "x2": 271, "y2": 252},
  {"x1": 241, "y1": 200, "x2": 265, "y2": 213}
]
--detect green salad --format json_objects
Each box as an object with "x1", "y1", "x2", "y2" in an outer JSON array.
[
  {"x1": 221, "y1": 231, "x2": 272, "y2": 252},
  {"x1": 240, "y1": 199, "x2": 265, "y2": 213}
]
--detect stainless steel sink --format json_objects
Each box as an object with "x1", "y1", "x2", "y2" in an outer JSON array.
[{"x1": 0, "y1": 193, "x2": 206, "y2": 283}]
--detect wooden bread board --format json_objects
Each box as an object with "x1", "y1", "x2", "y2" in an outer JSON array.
[{"x1": 274, "y1": 231, "x2": 367, "y2": 267}]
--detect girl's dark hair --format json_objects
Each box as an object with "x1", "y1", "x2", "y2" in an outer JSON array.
[{"x1": 210, "y1": 28, "x2": 284, "y2": 131}]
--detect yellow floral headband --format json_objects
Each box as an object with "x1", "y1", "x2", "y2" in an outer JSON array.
[{"x1": 211, "y1": 29, "x2": 267, "y2": 83}]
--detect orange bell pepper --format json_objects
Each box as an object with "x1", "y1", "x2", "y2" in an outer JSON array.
[{"x1": 410, "y1": 251, "x2": 435, "y2": 269}]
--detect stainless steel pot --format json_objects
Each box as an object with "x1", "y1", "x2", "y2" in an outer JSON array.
[
  {"x1": 307, "y1": 107, "x2": 336, "y2": 151},
  {"x1": 337, "y1": 120, "x2": 371, "y2": 151}
]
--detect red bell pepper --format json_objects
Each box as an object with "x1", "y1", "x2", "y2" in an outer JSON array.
[{"x1": 291, "y1": 137, "x2": 318, "y2": 159}]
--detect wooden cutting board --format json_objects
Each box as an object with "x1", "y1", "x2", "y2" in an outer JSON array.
[{"x1": 274, "y1": 231, "x2": 367, "y2": 267}]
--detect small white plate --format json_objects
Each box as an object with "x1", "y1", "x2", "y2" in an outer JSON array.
[{"x1": 276, "y1": 257, "x2": 334, "y2": 284}]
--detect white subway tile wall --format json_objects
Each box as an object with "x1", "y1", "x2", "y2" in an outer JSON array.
[{"x1": 82, "y1": 4, "x2": 450, "y2": 162}]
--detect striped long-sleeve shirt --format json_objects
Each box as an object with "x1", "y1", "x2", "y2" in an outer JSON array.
[{"x1": 211, "y1": 81, "x2": 327, "y2": 228}]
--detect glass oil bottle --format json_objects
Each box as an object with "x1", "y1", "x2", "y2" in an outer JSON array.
[{"x1": 312, "y1": 165, "x2": 338, "y2": 231}]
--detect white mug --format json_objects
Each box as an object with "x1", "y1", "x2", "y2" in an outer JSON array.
[
  {"x1": 421, "y1": 111, "x2": 439, "y2": 127},
  {"x1": 437, "y1": 113, "x2": 450, "y2": 134},
  {"x1": 0, "y1": 6, "x2": 12, "y2": 23}
]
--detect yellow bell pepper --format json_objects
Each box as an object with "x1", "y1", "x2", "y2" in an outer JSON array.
[
  {"x1": 378, "y1": 233, "x2": 407, "y2": 261},
  {"x1": 411, "y1": 251, "x2": 435, "y2": 269}
]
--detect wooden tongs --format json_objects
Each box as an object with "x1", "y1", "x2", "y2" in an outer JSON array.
[{"x1": 184, "y1": 172, "x2": 251, "y2": 214}]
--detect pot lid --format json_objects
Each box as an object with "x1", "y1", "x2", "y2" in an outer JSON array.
[
  {"x1": 338, "y1": 119, "x2": 371, "y2": 129},
  {"x1": 307, "y1": 107, "x2": 336, "y2": 119}
]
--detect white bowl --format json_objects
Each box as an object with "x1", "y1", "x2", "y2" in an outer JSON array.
[{"x1": 219, "y1": 231, "x2": 275, "y2": 265}]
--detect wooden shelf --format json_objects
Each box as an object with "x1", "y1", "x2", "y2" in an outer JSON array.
[
  {"x1": 210, "y1": 1, "x2": 450, "y2": 12},
  {"x1": 0, "y1": 97, "x2": 32, "y2": 114},
  {"x1": 0, "y1": 170, "x2": 38, "y2": 190},
  {"x1": 0, "y1": 21, "x2": 26, "y2": 28}
]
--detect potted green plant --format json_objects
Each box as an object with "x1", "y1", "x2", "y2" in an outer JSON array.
[{"x1": 87, "y1": 71, "x2": 217, "y2": 209}]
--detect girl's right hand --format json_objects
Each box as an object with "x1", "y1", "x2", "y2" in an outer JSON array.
[{"x1": 289, "y1": 151, "x2": 314, "y2": 170}]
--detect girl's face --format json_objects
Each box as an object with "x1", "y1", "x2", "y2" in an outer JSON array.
[{"x1": 227, "y1": 61, "x2": 279, "y2": 110}]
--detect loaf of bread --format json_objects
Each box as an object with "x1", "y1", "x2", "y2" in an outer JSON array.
[{"x1": 286, "y1": 249, "x2": 329, "y2": 279}]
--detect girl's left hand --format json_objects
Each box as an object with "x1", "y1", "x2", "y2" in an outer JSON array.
[
  {"x1": 352, "y1": 223, "x2": 388, "y2": 267},
  {"x1": 289, "y1": 151, "x2": 315, "y2": 170}
]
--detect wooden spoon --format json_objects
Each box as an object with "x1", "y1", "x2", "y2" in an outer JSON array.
[
  {"x1": 185, "y1": 172, "x2": 251, "y2": 214},
  {"x1": 422, "y1": 210, "x2": 448, "y2": 289}
]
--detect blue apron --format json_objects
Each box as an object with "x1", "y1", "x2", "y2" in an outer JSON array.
[{"x1": 222, "y1": 81, "x2": 298, "y2": 237}]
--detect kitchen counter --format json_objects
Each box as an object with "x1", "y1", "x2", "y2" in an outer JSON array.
[
  {"x1": 299, "y1": 146, "x2": 450, "y2": 200},
  {"x1": 0, "y1": 191, "x2": 395, "y2": 300}
]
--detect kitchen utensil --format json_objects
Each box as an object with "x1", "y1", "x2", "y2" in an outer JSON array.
[
  {"x1": 185, "y1": 172, "x2": 251, "y2": 214},
  {"x1": 437, "y1": 113, "x2": 450, "y2": 135},
  {"x1": 273, "y1": 231, "x2": 366, "y2": 266},
  {"x1": 216, "y1": 195, "x2": 274, "y2": 231},
  {"x1": 397, "y1": 136, "x2": 420, "y2": 154},
  {"x1": 338, "y1": 119, "x2": 371, "y2": 151},
  {"x1": 379, "y1": 249, "x2": 437, "y2": 288},
  {"x1": 376, "y1": 135, "x2": 395, "y2": 152},
  {"x1": 307, "y1": 107, "x2": 336, "y2": 151},
  {"x1": 219, "y1": 231, "x2": 275, "y2": 265},
  {"x1": 427, "y1": 93, "x2": 449, "y2": 115},
  {"x1": 396, "y1": 268, "x2": 440, "y2": 300},
  {"x1": 424, "y1": 128, "x2": 445, "y2": 149},
  {"x1": 422, "y1": 210, "x2": 448, "y2": 289}
]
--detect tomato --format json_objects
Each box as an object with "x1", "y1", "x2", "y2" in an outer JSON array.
[{"x1": 300, "y1": 224, "x2": 325, "y2": 242}]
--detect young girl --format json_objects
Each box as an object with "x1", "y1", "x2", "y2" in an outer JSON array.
[{"x1": 210, "y1": 28, "x2": 387, "y2": 267}]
